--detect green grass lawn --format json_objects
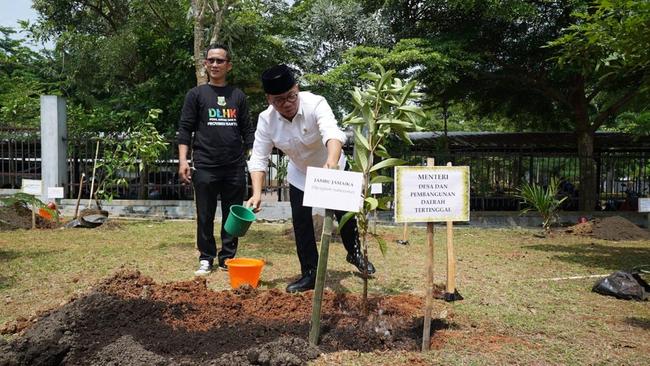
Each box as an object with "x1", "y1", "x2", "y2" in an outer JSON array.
[{"x1": 1, "y1": 219, "x2": 649, "y2": 365}]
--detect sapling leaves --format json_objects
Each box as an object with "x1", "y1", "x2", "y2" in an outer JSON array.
[
  {"x1": 342, "y1": 65, "x2": 424, "y2": 312},
  {"x1": 370, "y1": 158, "x2": 407, "y2": 172},
  {"x1": 370, "y1": 175, "x2": 393, "y2": 184}
]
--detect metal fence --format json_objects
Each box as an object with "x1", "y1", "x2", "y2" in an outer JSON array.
[
  {"x1": 0, "y1": 137, "x2": 41, "y2": 189},
  {"x1": 1, "y1": 134, "x2": 648, "y2": 211},
  {"x1": 401, "y1": 151, "x2": 649, "y2": 211},
  {"x1": 65, "y1": 136, "x2": 287, "y2": 202}
]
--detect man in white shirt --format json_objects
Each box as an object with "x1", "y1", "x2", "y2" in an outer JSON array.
[{"x1": 247, "y1": 64, "x2": 375, "y2": 293}]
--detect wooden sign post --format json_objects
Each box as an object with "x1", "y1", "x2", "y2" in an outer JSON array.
[
  {"x1": 423, "y1": 158, "x2": 435, "y2": 352},
  {"x1": 394, "y1": 160, "x2": 470, "y2": 352},
  {"x1": 303, "y1": 166, "x2": 364, "y2": 346},
  {"x1": 396, "y1": 222, "x2": 409, "y2": 245},
  {"x1": 444, "y1": 162, "x2": 463, "y2": 301},
  {"x1": 309, "y1": 208, "x2": 334, "y2": 345}
]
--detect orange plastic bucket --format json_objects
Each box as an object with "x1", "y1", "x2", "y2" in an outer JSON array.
[
  {"x1": 38, "y1": 208, "x2": 53, "y2": 220},
  {"x1": 225, "y1": 258, "x2": 265, "y2": 289}
]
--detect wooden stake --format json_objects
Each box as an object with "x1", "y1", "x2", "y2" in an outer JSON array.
[
  {"x1": 31, "y1": 203, "x2": 36, "y2": 229},
  {"x1": 446, "y1": 162, "x2": 457, "y2": 294},
  {"x1": 446, "y1": 219, "x2": 455, "y2": 293},
  {"x1": 74, "y1": 173, "x2": 85, "y2": 219},
  {"x1": 422, "y1": 157, "x2": 435, "y2": 352},
  {"x1": 88, "y1": 140, "x2": 100, "y2": 208},
  {"x1": 402, "y1": 222, "x2": 408, "y2": 241},
  {"x1": 422, "y1": 221, "x2": 434, "y2": 351},
  {"x1": 309, "y1": 209, "x2": 334, "y2": 346}
]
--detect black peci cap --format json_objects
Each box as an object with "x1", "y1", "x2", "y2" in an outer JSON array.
[{"x1": 261, "y1": 64, "x2": 296, "y2": 95}]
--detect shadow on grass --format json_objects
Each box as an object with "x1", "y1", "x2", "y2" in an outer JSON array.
[
  {"x1": 240, "y1": 228, "x2": 295, "y2": 255},
  {"x1": 0, "y1": 249, "x2": 20, "y2": 262},
  {"x1": 262, "y1": 269, "x2": 356, "y2": 293},
  {"x1": 156, "y1": 241, "x2": 194, "y2": 250},
  {"x1": 625, "y1": 317, "x2": 650, "y2": 330},
  {"x1": 526, "y1": 243, "x2": 650, "y2": 271},
  {"x1": 0, "y1": 275, "x2": 16, "y2": 290}
]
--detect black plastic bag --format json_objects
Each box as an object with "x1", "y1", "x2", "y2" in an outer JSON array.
[{"x1": 592, "y1": 269, "x2": 649, "y2": 301}]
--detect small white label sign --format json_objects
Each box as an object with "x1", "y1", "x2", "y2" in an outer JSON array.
[
  {"x1": 48, "y1": 187, "x2": 65, "y2": 199},
  {"x1": 303, "y1": 167, "x2": 364, "y2": 212},
  {"x1": 21, "y1": 179, "x2": 42, "y2": 195},
  {"x1": 370, "y1": 183, "x2": 383, "y2": 195},
  {"x1": 394, "y1": 166, "x2": 470, "y2": 223},
  {"x1": 639, "y1": 198, "x2": 650, "y2": 213}
]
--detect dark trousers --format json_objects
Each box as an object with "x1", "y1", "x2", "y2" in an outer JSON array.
[
  {"x1": 289, "y1": 184, "x2": 361, "y2": 275},
  {"x1": 193, "y1": 167, "x2": 245, "y2": 264}
]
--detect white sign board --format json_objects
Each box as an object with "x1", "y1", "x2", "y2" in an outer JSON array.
[
  {"x1": 371, "y1": 183, "x2": 383, "y2": 195},
  {"x1": 48, "y1": 187, "x2": 65, "y2": 199},
  {"x1": 303, "y1": 167, "x2": 364, "y2": 212},
  {"x1": 639, "y1": 198, "x2": 650, "y2": 213},
  {"x1": 394, "y1": 166, "x2": 470, "y2": 223},
  {"x1": 21, "y1": 179, "x2": 42, "y2": 195}
]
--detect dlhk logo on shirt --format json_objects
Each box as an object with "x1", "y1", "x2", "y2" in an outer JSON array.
[
  {"x1": 208, "y1": 108, "x2": 237, "y2": 119},
  {"x1": 207, "y1": 108, "x2": 238, "y2": 126}
]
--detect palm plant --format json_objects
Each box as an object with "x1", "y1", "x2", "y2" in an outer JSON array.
[{"x1": 517, "y1": 178, "x2": 567, "y2": 232}]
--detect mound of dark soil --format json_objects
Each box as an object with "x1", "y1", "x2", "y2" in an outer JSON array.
[
  {"x1": 566, "y1": 216, "x2": 650, "y2": 241},
  {"x1": 0, "y1": 203, "x2": 58, "y2": 231},
  {"x1": 0, "y1": 270, "x2": 440, "y2": 366},
  {"x1": 0, "y1": 203, "x2": 55, "y2": 231}
]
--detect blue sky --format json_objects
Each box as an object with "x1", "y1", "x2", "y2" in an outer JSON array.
[
  {"x1": 0, "y1": 0, "x2": 38, "y2": 30},
  {"x1": 0, "y1": 0, "x2": 52, "y2": 50}
]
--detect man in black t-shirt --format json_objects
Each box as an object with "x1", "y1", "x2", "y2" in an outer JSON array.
[{"x1": 177, "y1": 44, "x2": 254, "y2": 276}]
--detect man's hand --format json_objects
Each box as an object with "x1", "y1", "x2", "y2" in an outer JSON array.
[
  {"x1": 179, "y1": 161, "x2": 192, "y2": 184},
  {"x1": 324, "y1": 139, "x2": 342, "y2": 170},
  {"x1": 245, "y1": 195, "x2": 262, "y2": 213}
]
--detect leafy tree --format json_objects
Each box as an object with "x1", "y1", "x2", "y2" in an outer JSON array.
[
  {"x1": 369, "y1": 0, "x2": 649, "y2": 210},
  {"x1": 0, "y1": 27, "x2": 58, "y2": 129},
  {"x1": 547, "y1": 0, "x2": 650, "y2": 209},
  {"x1": 96, "y1": 109, "x2": 169, "y2": 201},
  {"x1": 288, "y1": 0, "x2": 391, "y2": 74},
  {"x1": 608, "y1": 111, "x2": 650, "y2": 136},
  {"x1": 27, "y1": 0, "x2": 293, "y2": 134},
  {"x1": 31, "y1": 0, "x2": 195, "y2": 135}
]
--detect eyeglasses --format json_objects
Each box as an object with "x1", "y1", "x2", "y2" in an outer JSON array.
[
  {"x1": 270, "y1": 92, "x2": 298, "y2": 106},
  {"x1": 206, "y1": 58, "x2": 229, "y2": 65}
]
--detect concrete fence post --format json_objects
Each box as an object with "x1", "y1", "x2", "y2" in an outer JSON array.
[{"x1": 40, "y1": 95, "x2": 67, "y2": 201}]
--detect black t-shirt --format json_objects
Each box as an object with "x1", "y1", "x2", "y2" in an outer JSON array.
[{"x1": 177, "y1": 84, "x2": 254, "y2": 169}]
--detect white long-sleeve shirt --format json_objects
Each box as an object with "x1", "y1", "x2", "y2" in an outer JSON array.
[{"x1": 248, "y1": 91, "x2": 347, "y2": 191}]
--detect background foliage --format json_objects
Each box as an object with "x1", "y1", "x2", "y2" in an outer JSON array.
[{"x1": 1, "y1": 0, "x2": 648, "y2": 208}]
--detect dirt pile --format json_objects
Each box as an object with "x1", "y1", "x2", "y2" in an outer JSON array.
[
  {"x1": 566, "y1": 216, "x2": 650, "y2": 241},
  {"x1": 0, "y1": 270, "x2": 438, "y2": 366},
  {"x1": 0, "y1": 202, "x2": 56, "y2": 230}
]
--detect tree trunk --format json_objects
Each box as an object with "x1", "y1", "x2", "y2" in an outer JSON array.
[
  {"x1": 138, "y1": 163, "x2": 149, "y2": 200},
  {"x1": 570, "y1": 76, "x2": 598, "y2": 211},
  {"x1": 577, "y1": 130, "x2": 597, "y2": 211},
  {"x1": 191, "y1": 0, "x2": 207, "y2": 85},
  {"x1": 208, "y1": 0, "x2": 225, "y2": 45}
]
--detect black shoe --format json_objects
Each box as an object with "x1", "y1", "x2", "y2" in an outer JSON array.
[
  {"x1": 217, "y1": 258, "x2": 229, "y2": 271},
  {"x1": 346, "y1": 253, "x2": 376, "y2": 275},
  {"x1": 286, "y1": 271, "x2": 316, "y2": 293}
]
